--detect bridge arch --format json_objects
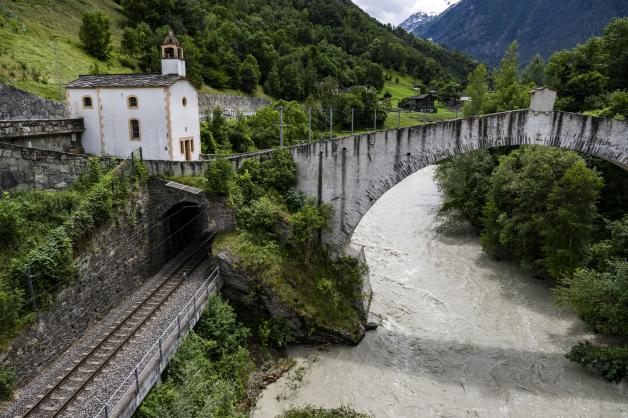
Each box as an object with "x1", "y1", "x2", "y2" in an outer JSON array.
[{"x1": 287, "y1": 110, "x2": 628, "y2": 249}]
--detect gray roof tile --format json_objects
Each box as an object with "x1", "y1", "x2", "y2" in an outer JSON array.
[{"x1": 66, "y1": 74, "x2": 183, "y2": 89}]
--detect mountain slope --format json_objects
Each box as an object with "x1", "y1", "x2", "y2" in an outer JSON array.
[
  {"x1": 0, "y1": 0, "x2": 131, "y2": 100},
  {"x1": 399, "y1": 11, "x2": 435, "y2": 34},
  {"x1": 411, "y1": 0, "x2": 628, "y2": 66}
]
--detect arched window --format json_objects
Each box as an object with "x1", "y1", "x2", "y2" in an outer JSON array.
[
  {"x1": 129, "y1": 119, "x2": 141, "y2": 141},
  {"x1": 182, "y1": 97, "x2": 187, "y2": 107},
  {"x1": 82, "y1": 96, "x2": 93, "y2": 109},
  {"x1": 128, "y1": 96, "x2": 138, "y2": 109}
]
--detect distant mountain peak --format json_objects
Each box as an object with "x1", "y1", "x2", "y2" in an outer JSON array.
[{"x1": 399, "y1": 11, "x2": 436, "y2": 33}]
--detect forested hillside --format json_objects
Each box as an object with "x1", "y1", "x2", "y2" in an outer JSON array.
[
  {"x1": 411, "y1": 0, "x2": 628, "y2": 67},
  {"x1": 0, "y1": 0, "x2": 476, "y2": 101}
]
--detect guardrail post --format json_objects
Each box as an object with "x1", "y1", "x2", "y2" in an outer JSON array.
[
  {"x1": 158, "y1": 336, "x2": 163, "y2": 367},
  {"x1": 134, "y1": 367, "x2": 140, "y2": 397},
  {"x1": 177, "y1": 314, "x2": 181, "y2": 338},
  {"x1": 105, "y1": 404, "x2": 109, "y2": 418}
]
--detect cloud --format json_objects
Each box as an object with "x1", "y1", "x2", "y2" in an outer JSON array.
[{"x1": 353, "y1": 0, "x2": 454, "y2": 25}]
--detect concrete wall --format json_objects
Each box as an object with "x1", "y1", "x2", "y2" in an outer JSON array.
[
  {"x1": 198, "y1": 93, "x2": 270, "y2": 119},
  {"x1": 0, "y1": 84, "x2": 66, "y2": 120},
  {"x1": 0, "y1": 119, "x2": 84, "y2": 152},
  {"x1": 0, "y1": 143, "x2": 117, "y2": 191},
  {"x1": 145, "y1": 110, "x2": 628, "y2": 249}
]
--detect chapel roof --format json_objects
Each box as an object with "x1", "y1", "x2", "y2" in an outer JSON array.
[
  {"x1": 66, "y1": 74, "x2": 183, "y2": 89},
  {"x1": 162, "y1": 30, "x2": 181, "y2": 46}
]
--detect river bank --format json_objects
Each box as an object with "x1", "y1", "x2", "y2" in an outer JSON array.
[{"x1": 253, "y1": 166, "x2": 628, "y2": 418}]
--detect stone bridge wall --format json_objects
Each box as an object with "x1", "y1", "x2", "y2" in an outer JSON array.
[
  {"x1": 198, "y1": 93, "x2": 270, "y2": 119},
  {"x1": 0, "y1": 142, "x2": 116, "y2": 191},
  {"x1": 0, "y1": 84, "x2": 66, "y2": 120},
  {"x1": 0, "y1": 118, "x2": 84, "y2": 152},
  {"x1": 146, "y1": 110, "x2": 628, "y2": 249}
]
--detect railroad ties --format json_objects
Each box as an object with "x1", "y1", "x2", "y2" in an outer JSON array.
[{"x1": 19, "y1": 234, "x2": 214, "y2": 418}]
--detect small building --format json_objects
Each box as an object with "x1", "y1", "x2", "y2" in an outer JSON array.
[
  {"x1": 66, "y1": 32, "x2": 200, "y2": 161},
  {"x1": 402, "y1": 93, "x2": 437, "y2": 113},
  {"x1": 529, "y1": 87, "x2": 557, "y2": 113}
]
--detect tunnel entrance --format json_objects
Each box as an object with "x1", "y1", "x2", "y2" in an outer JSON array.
[{"x1": 153, "y1": 201, "x2": 209, "y2": 265}]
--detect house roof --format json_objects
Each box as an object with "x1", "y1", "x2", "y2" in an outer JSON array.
[
  {"x1": 66, "y1": 74, "x2": 184, "y2": 89},
  {"x1": 407, "y1": 93, "x2": 437, "y2": 100}
]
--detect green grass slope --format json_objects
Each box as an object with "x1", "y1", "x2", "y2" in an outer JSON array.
[{"x1": 0, "y1": 0, "x2": 131, "y2": 100}]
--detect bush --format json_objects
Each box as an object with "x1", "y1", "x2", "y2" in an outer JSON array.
[
  {"x1": 259, "y1": 149, "x2": 297, "y2": 193},
  {"x1": 205, "y1": 158, "x2": 234, "y2": 196},
  {"x1": 566, "y1": 342, "x2": 628, "y2": 383},
  {"x1": 194, "y1": 295, "x2": 250, "y2": 359},
  {"x1": 79, "y1": 11, "x2": 112, "y2": 60},
  {"x1": 279, "y1": 406, "x2": 371, "y2": 418},
  {"x1": 0, "y1": 196, "x2": 20, "y2": 248},
  {"x1": 258, "y1": 318, "x2": 295, "y2": 348},
  {"x1": 238, "y1": 196, "x2": 282, "y2": 239},
  {"x1": 0, "y1": 366, "x2": 15, "y2": 400},
  {"x1": 291, "y1": 203, "x2": 333, "y2": 264}
]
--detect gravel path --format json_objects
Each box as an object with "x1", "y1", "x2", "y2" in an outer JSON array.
[{"x1": 4, "y1": 251, "x2": 215, "y2": 418}]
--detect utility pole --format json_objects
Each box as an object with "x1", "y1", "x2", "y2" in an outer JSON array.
[
  {"x1": 351, "y1": 108, "x2": 355, "y2": 134},
  {"x1": 308, "y1": 107, "x2": 312, "y2": 143},
  {"x1": 329, "y1": 107, "x2": 333, "y2": 140},
  {"x1": 26, "y1": 266, "x2": 36, "y2": 311},
  {"x1": 374, "y1": 108, "x2": 377, "y2": 131},
  {"x1": 277, "y1": 106, "x2": 286, "y2": 147},
  {"x1": 52, "y1": 36, "x2": 63, "y2": 105}
]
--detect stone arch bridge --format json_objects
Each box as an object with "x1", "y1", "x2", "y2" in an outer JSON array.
[{"x1": 146, "y1": 109, "x2": 628, "y2": 250}]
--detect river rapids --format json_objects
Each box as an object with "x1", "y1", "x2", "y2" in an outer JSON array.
[{"x1": 253, "y1": 166, "x2": 628, "y2": 418}]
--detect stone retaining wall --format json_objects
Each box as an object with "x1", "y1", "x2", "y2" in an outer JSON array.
[
  {"x1": 0, "y1": 119, "x2": 84, "y2": 152},
  {"x1": 0, "y1": 143, "x2": 116, "y2": 191},
  {"x1": 199, "y1": 93, "x2": 270, "y2": 119},
  {"x1": 3, "y1": 186, "x2": 154, "y2": 386},
  {"x1": 0, "y1": 84, "x2": 66, "y2": 120}
]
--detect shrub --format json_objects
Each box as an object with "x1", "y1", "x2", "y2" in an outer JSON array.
[
  {"x1": 79, "y1": 11, "x2": 112, "y2": 60},
  {"x1": 258, "y1": 319, "x2": 295, "y2": 349},
  {"x1": 0, "y1": 285, "x2": 24, "y2": 342},
  {"x1": 291, "y1": 203, "x2": 333, "y2": 264},
  {"x1": 205, "y1": 158, "x2": 234, "y2": 196},
  {"x1": 259, "y1": 149, "x2": 296, "y2": 193},
  {"x1": 0, "y1": 366, "x2": 15, "y2": 400},
  {"x1": 194, "y1": 295, "x2": 250, "y2": 359},
  {"x1": 279, "y1": 405, "x2": 371, "y2": 418},
  {"x1": 566, "y1": 342, "x2": 628, "y2": 383},
  {"x1": 0, "y1": 196, "x2": 20, "y2": 248},
  {"x1": 238, "y1": 196, "x2": 282, "y2": 239}
]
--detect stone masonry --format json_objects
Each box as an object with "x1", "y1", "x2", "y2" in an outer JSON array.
[
  {"x1": 198, "y1": 93, "x2": 270, "y2": 119},
  {"x1": 0, "y1": 142, "x2": 116, "y2": 191},
  {"x1": 146, "y1": 110, "x2": 628, "y2": 249},
  {"x1": 0, "y1": 84, "x2": 66, "y2": 120},
  {"x1": 0, "y1": 119, "x2": 84, "y2": 152}
]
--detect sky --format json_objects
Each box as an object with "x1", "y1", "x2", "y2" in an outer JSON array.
[{"x1": 352, "y1": 0, "x2": 456, "y2": 26}]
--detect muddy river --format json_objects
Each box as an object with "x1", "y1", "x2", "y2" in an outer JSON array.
[{"x1": 253, "y1": 166, "x2": 628, "y2": 418}]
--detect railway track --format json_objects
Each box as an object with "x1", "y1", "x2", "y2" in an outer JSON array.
[{"x1": 20, "y1": 235, "x2": 214, "y2": 418}]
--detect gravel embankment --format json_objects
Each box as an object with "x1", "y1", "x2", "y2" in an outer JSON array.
[{"x1": 5, "y1": 254, "x2": 217, "y2": 418}]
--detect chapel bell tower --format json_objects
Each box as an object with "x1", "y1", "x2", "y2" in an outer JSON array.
[{"x1": 161, "y1": 31, "x2": 186, "y2": 77}]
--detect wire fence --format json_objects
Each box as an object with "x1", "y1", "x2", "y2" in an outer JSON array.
[{"x1": 94, "y1": 267, "x2": 222, "y2": 418}]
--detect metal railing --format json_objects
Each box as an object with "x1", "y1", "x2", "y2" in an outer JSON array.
[{"x1": 94, "y1": 267, "x2": 222, "y2": 418}]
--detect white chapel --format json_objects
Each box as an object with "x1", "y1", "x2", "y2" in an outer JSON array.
[{"x1": 66, "y1": 32, "x2": 200, "y2": 161}]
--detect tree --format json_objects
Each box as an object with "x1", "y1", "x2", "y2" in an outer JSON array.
[
  {"x1": 602, "y1": 17, "x2": 628, "y2": 91},
  {"x1": 291, "y1": 203, "x2": 333, "y2": 264},
  {"x1": 239, "y1": 54, "x2": 261, "y2": 94},
  {"x1": 480, "y1": 42, "x2": 530, "y2": 114},
  {"x1": 79, "y1": 11, "x2": 112, "y2": 60},
  {"x1": 480, "y1": 146, "x2": 602, "y2": 277},
  {"x1": 462, "y1": 64, "x2": 488, "y2": 117},
  {"x1": 204, "y1": 158, "x2": 234, "y2": 196},
  {"x1": 522, "y1": 54, "x2": 546, "y2": 86}
]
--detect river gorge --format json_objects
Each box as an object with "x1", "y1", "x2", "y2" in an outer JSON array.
[{"x1": 253, "y1": 166, "x2": 628, "y2": 418}]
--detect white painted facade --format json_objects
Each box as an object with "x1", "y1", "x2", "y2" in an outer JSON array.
[{"x1": 66, "y1": 32, "x2": 200, "y2": 161}]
